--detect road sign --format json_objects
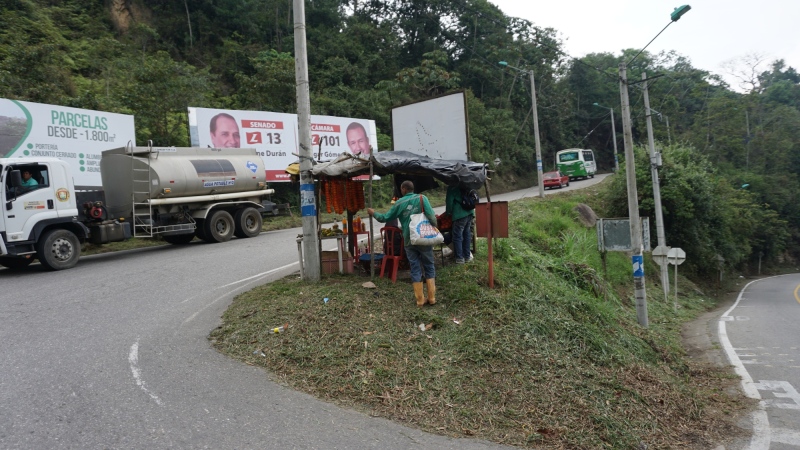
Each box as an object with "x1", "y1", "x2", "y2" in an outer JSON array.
[
  {"x1": 652, "y1": 245, "x2": 671, "y2": 267},
  {"x1": 632, "y1": 255, "x2": 644, "y2": 277},
  {"x1": 596, "y1": 217, "x2": 651, "y2": 252},
  {"x1": 667, "y1": 247, "x2": 686, "y2": 265}
]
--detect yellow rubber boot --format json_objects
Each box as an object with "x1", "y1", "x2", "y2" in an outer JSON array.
[
  {"x1": 413, "y1": 282, "x2": 426, "y2": 307},
  {"x1": 425, "y1": 278, "x2": 436, "y2": 305}
]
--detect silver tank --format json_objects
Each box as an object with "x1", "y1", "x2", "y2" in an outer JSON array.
[{"x1": 100, "y1": 146, "x2": 267, "y2": 219}]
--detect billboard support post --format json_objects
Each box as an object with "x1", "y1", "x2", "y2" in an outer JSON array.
[{"x1": 293, "y1": 0, "x2": 320, "y2": 281}]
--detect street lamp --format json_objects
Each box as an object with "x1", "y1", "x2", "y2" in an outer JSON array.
[
  {"x1": 499, "y1": 61, "x2": 545, "y2": 198},
  {"x1": 592, "y1": 103, "x2": 620, "y2": 172},
  {"x1": 618, "y1": 4, "x2": 691, "y2": 328}
]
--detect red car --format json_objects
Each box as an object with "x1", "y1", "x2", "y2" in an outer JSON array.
[{"x1": 543, "y1": 171, "x2": 570, "y2": 189}]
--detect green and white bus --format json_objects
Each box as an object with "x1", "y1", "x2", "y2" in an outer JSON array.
[{"x1": 555, "y1": 148, "x2": 596, "y2": 180}]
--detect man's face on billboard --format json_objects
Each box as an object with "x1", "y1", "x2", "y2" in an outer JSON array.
[
  {"x1": 210, "y1": 116, "x2": 241, "y2": 148},
  {"x1": 346, "y1": 125, "x2": 369, "y2": 155}
]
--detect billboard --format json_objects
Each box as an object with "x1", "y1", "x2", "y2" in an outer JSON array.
[
  {"x1": 0, "y1": 99, "x2": 136, "y2": 188},
  {"x1": 391, "y1": 92, "x2": 469, "y2": 161},
  {"x1": 189, "y1": 107, "x2": 377, "y2": 182}
]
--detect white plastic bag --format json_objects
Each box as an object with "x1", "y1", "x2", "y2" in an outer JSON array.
[{"x1": 409, "y1": 196, "x2": 444, "y2": 246}]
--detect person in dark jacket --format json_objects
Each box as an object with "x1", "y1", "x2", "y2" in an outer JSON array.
[
  {"x1": 368, "y1": 180, "x2": 438, "y2": 306},
  {"x1": 445, "y1": 185, "x2": 474, "y2": 264}
]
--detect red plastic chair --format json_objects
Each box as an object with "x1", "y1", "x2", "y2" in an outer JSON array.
[{"x1": 380, "y1": 226, "x2": 404, "y2": 283}]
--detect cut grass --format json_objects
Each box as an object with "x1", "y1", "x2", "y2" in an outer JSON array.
[{"x1": 210, "y1": 181, "x2": 750, "y2": 449}]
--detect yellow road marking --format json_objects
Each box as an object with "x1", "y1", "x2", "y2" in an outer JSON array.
[{"x1": 795, "y1": 284, "x2": 800, "y2": 305}]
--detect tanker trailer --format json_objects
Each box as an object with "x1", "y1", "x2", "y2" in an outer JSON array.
[
  {"x1": 99, "y1": 145, "x2": 275, "y2": 244},
  {"x1": 1, "y1": 145, "x2": 275, "y2": 271}
]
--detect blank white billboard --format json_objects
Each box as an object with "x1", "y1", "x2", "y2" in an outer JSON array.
[{"x1": 391, "y1": 92, "x2": 469, "y2": 161}]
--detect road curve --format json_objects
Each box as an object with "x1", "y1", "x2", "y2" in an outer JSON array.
[{"x1": 0, "y1": 175, "x2": 614, "y2": 449}]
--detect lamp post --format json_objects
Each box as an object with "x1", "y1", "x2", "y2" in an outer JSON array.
[
  {"x1": 618, "y1": 4, "x2": 691, "y2": 327},
  {"x1": 592, "y1": 103, "x2": 620, "y2": 172},
  {"x1": 499, "y1": 61, "x2": 545, "y2": 198}
]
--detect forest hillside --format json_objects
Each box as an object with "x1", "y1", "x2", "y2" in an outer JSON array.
[{"x1": 1, "y1": 0, "x2": 798, "y2": 275}]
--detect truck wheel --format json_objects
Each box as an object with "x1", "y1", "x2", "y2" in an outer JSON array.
[
  {"x1": 234, "y1": 207, "x2": 262, "y2": 238},
  {"x1": 163, "y1": 234, "x2": 195, "y2": 245},
  {"x1": 37, "y1": 229, "x2": 81, "y2": 270},
  {"x1": 0, "y1": 257, "x2": 34, "y2": 270},
  {"x1": 204, "y1": 210, "x2": 234, "y2": 243}
]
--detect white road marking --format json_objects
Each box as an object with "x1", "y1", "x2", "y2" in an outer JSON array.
[
  {"x1": 753, "y1": 380, "x2": 800, "y2": 410},
  {"x1": 719, "y1": 276, "x2": 780, "y2": 450},
  {"x1": 128, "y1": 340, "x2": 163, "y2": 406},
  {"x1": 220, "y1": 261, "x2": 299, "y2": 288},
  {"x1": 182, "y1": 262, "x2": 299, "y2": 326},
  {"x1": 771, "y1": 427, "x2": 800, "y2": 445}
]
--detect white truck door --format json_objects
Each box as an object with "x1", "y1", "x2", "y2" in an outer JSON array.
[{"x1": 3, "y1": 163, "x2": 60, "y2": 242}]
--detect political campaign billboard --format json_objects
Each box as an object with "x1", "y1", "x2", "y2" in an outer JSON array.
[
  {"x1": 0, "y1": 98, "x2": 136, "y2": 188},
  {"x1": 189, "y1": 107, "x2": 377, "y2": 182}
]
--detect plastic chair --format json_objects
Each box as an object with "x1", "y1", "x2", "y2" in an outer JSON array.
[{"x1": 380, "y1": 226, "x2": 404, "y2": 283}]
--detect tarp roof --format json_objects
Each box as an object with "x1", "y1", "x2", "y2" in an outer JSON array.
[{"x1": 309, "y1": 150, "x2": 487, "y2": 190}]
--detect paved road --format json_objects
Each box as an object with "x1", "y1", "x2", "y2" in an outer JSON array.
[
  {"x1": 0, "y1": 175, "x2": 611, "y2": 449},
  {"x1": 719, "y1": 274, "x2": 800, "y2": 449}
]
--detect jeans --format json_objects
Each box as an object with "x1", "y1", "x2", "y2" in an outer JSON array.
[
  {"x1": 451, "y1": 215, "x2": 472, "y2": 261},
  {"x1": 405, "y1": 244, "x2": 435, "y2": 282}
]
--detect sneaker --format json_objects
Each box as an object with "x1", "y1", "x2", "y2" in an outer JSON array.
[
  {"x1": 455, "y1": 258, "x2": 465, "y2": 264},
  {"x1": 467, "y1": 253, "x2": 474, "y2": 263}
]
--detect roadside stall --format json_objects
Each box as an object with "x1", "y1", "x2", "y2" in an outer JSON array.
[{"x1": 296, "y1": 150, "x2": 487, "y2": 278}]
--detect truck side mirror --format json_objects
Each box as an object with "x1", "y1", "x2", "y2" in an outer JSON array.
[{"x1": 9, "y1": 170, "x2": 23, "y2": 188}]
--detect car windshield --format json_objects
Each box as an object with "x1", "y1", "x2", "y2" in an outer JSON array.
[{"x1": 544, "y1": 172, "x2": 559, "y2": 179}]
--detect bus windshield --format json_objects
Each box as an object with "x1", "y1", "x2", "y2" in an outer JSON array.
[{"x1": 558, "y1": 151, "x2": 579, "y2": 162}]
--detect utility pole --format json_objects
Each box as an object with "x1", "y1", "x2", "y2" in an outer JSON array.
[
  {"x1": 745, "y1": 109, "x2": 751, "y2": 171},
  {"x1": 619, "y1": 62, "x2": 648, "y2": 328},
  {"x1": 500, "y1": 61, "x2": 544, "y2": 198},
  {"x1": 610, "y1": 108, "x2": 619, "y2": 172},
  {"x1": 592, "y1": 102, "x2": 619, "y2": 173},
  {"x1": 642, "y1": 71, "x2": 669, "y2": 298},
  {"x1": 529, "y1": 70, "x2": 545, "y2": 198},
  {"x1": 293, "y1": 0, "x2": 320, "y2": 281}
]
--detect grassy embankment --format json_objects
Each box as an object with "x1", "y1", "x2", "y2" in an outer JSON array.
[{"x1": 208, "y1": 179, "x2": 750, "y2": 449}]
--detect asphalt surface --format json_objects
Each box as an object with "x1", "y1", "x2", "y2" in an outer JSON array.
[
  {"x1": 0, "y1": 174, "x2": 610, "y2": 449},
  {"x1": 718, "y1": 274, "x2": 800, "y2": 449}
]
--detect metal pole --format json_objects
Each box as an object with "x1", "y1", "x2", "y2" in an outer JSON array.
[
  {"x1": 294, "y1": 0, "x2": 320, "y2": 281},
  {"x1": 642, "y1": 72, "x2": 669, "y2": 298},
  {"x1": 674, "y1": 262, "x2": 678, "y2": 311},
  {"x1": 529, "y1": 71, "x2": 545, "y2": 198},
  {"x1": 610, "y1": 108, "x2": 619, "y2": 172},
  {"x1": 665, "y1": 115, "x2": 671, "y2": 145},
  {"x1": 619, "y1": 62, "x2": 648, "y2": 328},
  {"x1": 745, "y1": 110, "x2": 750, "y2": 171}
]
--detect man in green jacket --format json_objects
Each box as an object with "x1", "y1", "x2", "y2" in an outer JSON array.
[
  {"x1": 368, "y1": 180, "x2": 438, "y2": 307},
  {"x1": 445, "y1": 184, "x2": 474, "y2": 264}
]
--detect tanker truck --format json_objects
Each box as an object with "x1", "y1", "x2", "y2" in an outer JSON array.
[{"x1": 0, "y1": 145, "x2": 275, "y2": 270}]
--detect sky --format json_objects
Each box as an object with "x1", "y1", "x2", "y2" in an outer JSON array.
[{"x1": 488, "y1": 0, "x2": 800, "y2": 91}]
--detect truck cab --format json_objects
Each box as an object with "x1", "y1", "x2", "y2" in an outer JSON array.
[{"x1": 1, "y1": 158, "x2": 86, "y2": 269}]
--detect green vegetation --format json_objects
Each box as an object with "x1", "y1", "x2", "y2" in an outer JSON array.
[
  {"x1": 2, "y1": 0, "x2": 797, "y2": 274},
  {"x1": 210, "y1": 182, "x2": 749, "y2": 448}
]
